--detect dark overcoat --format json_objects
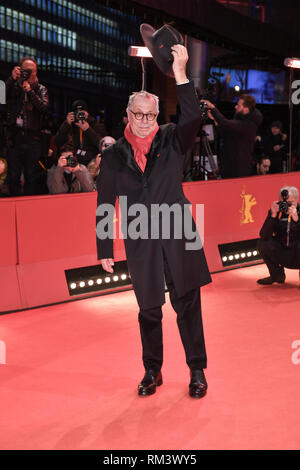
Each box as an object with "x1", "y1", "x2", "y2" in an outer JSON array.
[
  {"x1": 211, "y1": 107, "x2": 263, "y2": 178},
  {"x1": 96, "y1": 81, "x2": 211, "y2": 309}
]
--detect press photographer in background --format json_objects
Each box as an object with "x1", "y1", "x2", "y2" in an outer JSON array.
[
  {"x1": 54, "y1": 100, "x2": 103, "y2": 166},
  {"x1": 201, "y1": 95, "x2": 263, "y2": 178},
  {"x1": 254, "y1": 156, "x2": 271, "y2": 175},
  {"x1": 87, "y1": 135, "x2": 116, "y2": 185},
  {"x1": 0, "y1": 157, "x2": 9, "y2": 196},
  {"x1": 47, "y1": 148, "x2": 94, "y2": 194},
  {"x1": 257, "y1": 186, "x2": 300, "y2": 285},
  {"x1": 262, "y1": 121, "x2": 287, "y2": 174},
  {"x1": 6, "y1": 57, "x2": 49, "y2": 196}
]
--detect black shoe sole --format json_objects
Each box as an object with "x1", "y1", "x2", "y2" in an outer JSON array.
[
  {"x1": 189, "y1": 387, "x2": 207, "y2": 399},
  {"x1": 257, "y1": 279, "x2": 285, "y2": 285}
]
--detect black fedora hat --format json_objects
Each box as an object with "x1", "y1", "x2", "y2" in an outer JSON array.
[{"x1": 140, "y1": 23, "x2": 184, "y2": 78}]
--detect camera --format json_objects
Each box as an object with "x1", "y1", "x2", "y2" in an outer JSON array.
[
  {"x1": 196, "y1": 80, "x2": 217, "y2": 121},
  {"x1": 65, "y1": 154, "x2": 79, "y2": 168},
  {"x1": 199, "y1": 101, "x2": 209, "y2": 119},
  {"x1": 74, "y1": 106, "x2": 86, "y2": 124},
  {"x1": 278, "y1": 189, "x2": 291, "y2": 214},
  {"x1": 20, "y1": 68, "x2": 32, "y2": 83}
]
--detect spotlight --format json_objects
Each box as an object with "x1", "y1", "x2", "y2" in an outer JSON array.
[
  {"x1": 128, "y1": 46, "x2": 152, "y2": 58},
  {"x1": 65, "y1": 260, "x2": 132, "y2": 296},
  {"x1": 218, "y1": 238, "x2": 261, "y2": 267},
  {"x1": 234, "y1": 85, "x2": 240, "y2": 92},
  {"x1": 284, "y1": 57, "x2": 300, "y2": 69}
]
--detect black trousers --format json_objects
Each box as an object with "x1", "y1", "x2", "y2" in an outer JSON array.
[
  {"x1": 7, "y1": 139, "x2": 41, "y2": 196},
  {"x1": 258, "y1": 238, "x2": 300, "y2": 278},
  {"x1": 138, "y1": 255, "x2": 207, "y2": 372}
]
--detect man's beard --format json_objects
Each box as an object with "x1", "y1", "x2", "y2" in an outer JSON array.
[{"x1": 234, "y1": 111, "x2": 243, "y2": 119}]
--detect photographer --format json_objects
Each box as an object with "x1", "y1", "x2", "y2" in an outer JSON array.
[
  {"x1": 47, "y1": 149, "x2": 94, "y2": 194},
  {"x1": 0, "y1": 157, "x2": 9, "y2": 196},
  {"x1": 87, "y1": 135, "x2": 116, "y2": 184},
  {"x1": 257, "y1": 186, "x2": 300, "y2": 285},
  {"x1": 54, "y1": 100, "x2": 103, "y2": 166},
  {"x1": 6, "y1": 57, "x2": 49, "y2": 196},
  {"x1": 202, "y1": 95, "x2": 263, "y2": 178},
  {"x1": 254, "y1": 156, "x2": 271, "y2": 175},
  {"x1": 262, "y1": 121, "x2": 287, "y2": 174}
]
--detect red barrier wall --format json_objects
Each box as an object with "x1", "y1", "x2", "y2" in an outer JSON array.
[
  {"x1": 1, "y1": 172, "x2": 299, "y2": 312},
  {"x1": 0, "y1": 200, "x2": 22, "y2": 311}
]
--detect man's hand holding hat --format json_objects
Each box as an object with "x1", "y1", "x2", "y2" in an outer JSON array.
[{"x1": 171, "y1": 44, "x2": 189, "y2": 85}]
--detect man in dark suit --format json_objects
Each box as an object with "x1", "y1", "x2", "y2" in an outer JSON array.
[{"x1": 96, "y1": 43, "x2": 211, "y2": 398}]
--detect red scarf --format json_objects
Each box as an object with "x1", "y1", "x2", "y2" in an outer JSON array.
[{"x1": 124, "y1": 122, "x2": 159, "y2": 172}]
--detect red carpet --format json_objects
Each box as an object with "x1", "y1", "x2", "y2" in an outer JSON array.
[{"x1": 1, "y1": 264, "x2": 300, "y2": 450}]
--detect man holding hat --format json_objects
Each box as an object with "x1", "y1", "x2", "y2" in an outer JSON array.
[
  {"x1": 54, "y1": 100, "x2": 104, "y2": 166},
  {"x1": 96, "y1": 25, "x2": 211, "y2": 398}
]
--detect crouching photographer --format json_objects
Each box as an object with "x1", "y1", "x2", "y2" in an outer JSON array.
[
  {"x1": 47, "y1": 149, "x2": 94, "y2": 194},
  {"x1": 257, "y1": 186, "x2": 300, "y2": 285},
  {"x1": 54, "y1": 100, "x2": 103, "y2": 166}
]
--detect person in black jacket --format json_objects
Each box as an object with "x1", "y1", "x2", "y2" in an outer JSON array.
[
  {"x1": 96, "y1": 44, "x2": 211, "y2": 399},
  {"x1": 257, "y1": 186, "x2": 300, "y2": 285},
  {"x1": 6, "y1": 57, "x2": 49, "y2": 196},
  {"x1": 202, "y1": 95, "x2": 263, "y2": 178},
  {"x1": 54, "y1": 100, "x2": 103, "y2": 167},
  {"x1": 262, "y1": 121, "x2": 287, "y2": 174}
]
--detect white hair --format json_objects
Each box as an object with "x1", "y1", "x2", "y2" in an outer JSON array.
[
  {"x1": 127, "y1": 90, "x2": 159, "y2": 113},
  {"x1": 279, "y1": 185, "x2": 299, "y2": 201}
]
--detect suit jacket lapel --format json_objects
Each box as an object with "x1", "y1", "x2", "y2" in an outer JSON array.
[
  {"x1": 114, "y1": 137, "x2": 143, "y2": 175},
  {"x1": 115, "y1": 129, "x2": 161, "y2": 177},
  {"x1": 144, "y1": 128, "x2": 161, "y2": 177}
]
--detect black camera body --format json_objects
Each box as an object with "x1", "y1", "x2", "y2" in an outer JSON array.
[
  {"x1": 20, "y1": 68, "x2": 32, "y2": 83},
  {"x1": 196, "y1": 79, "x2": 218, "y2": 121},
  {"x1": 65, "y1": 154, "x2": 79, "y2": 168},
  {"x1": 74, "y1": 106, "x2": 86, "y2": 124},
  {"x1": 278, "y1": 189, "x2": 291, "y2": 214},
  {"x1": 199, "y1": 101, "x2": 209, "y2": 119}
]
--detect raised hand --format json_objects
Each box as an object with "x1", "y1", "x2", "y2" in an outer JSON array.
[{"x1": 171, "y1": 44, "x2": 188, "y2": 84}]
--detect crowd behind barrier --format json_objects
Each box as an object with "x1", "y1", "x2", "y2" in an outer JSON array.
[{"x1": 1, "y1": 57, "x2": 300, "y2": 199}]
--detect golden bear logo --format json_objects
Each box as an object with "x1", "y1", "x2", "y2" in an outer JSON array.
[{"x1": 240, "y1": 188, "x2": 256, "y2": 224}]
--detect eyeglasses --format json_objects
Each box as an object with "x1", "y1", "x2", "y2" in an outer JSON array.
[{"x1": 128, "y1": 109, "x2": 157, "y2": 121}]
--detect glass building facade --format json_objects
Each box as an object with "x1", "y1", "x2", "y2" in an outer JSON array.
[{"x1": 0, "y1": 0, "x2": 142, "y2": 123}]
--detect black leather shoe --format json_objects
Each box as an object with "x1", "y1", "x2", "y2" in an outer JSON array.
[
  {"x1": 189, "y1": 369, "x2": 207, "y2": 398},
  {"x1": 138, "y1": 370, "x2": 163, "y2": 396},
  {"x1": 257, "y1": 275, "x2": 285, "y2": 285}
]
